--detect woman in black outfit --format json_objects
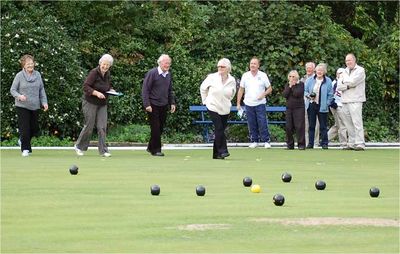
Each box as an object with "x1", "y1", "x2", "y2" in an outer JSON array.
[{"x1": 283, "y1": 70, "x2": 305, "y2": 150}]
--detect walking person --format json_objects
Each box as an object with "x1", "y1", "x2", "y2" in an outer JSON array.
[
  {"x1": 142, "y1": 54, "x2": 176, "y2": 156},
  {"x1": 200, "y1": 58, "x2": 236, "y2": 159},
  {"x1": 283, "y1": 70, "x2": 305, "y2": 150},
  {"x1": 236, "y1": 57, "x2": 272, "y2": 149},
  {"x1": 337, "y1": 53, "x2": 366, "y2": 150},
  {"x1": 10, "y1": 54, "x2": 48, "y2": 157},
  {"x1": 74, "y1": 54, "x2": 115, "y2": 157}
]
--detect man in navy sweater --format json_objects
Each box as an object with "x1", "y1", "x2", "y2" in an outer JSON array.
[{"x1": 141, "y1": 54, "x2": 176, "y2": 156}]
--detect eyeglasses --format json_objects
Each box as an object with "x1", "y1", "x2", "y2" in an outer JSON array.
[{"x1": 217, "y1": 66, "x2": 226, "y2": 68}]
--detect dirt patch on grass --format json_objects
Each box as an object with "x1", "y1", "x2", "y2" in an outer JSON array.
[
  {"x1": 177, "y1": 224, "x2": 231, "y2": 231},
  {"x1": 252, "y1": 217, "x2": 399, "y2": 227}
]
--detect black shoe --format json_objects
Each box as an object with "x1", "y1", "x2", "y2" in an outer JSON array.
[
  {"x1": 213, "y1": 156, "x2": 225, "y2": 159},
  {"x1": 298, "y1": 147, "x2": 305, "y2": 150},
  {"x1": 306, "y1": 145, "x2": 313, "y2": 149},
  {"x1": 220, "y1": 152, "x2": 230, "y2": 158},
  {"x1": 152, "y1": 152, "x2": 164, "y2": 156},
  {"x1": 285, "y1": 147, "x2": 294, "y2": 150},
  {"x1": 146, "y1": 148, "x2": 151, "y2": 154},
  {"x1": 322, "y1": 145, "x2": 328, "y2": 149}
]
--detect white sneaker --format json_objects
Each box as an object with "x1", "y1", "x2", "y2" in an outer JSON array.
[
  {"x1": 102, "y1": 152, "x2": 111, "y2": 157},
  {"x1": 249, "y1": 142, "x2": 258, "y2": 148},
  {"x1": 74, "y1": 145, "x2": 84, "y2": 156},
  {"x1": 22, "y1": 150, "x2": 29, "y2": 157},
  {"x1": 264, "y1": 142, "x2": 271, "y2": 149}
]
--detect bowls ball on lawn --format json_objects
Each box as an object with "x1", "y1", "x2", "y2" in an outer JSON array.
[
  {"x1": 369, "y1": 187, "x2": 380, "y2": 198},
  {"x1": 273, "y1": 194, "x2": 285, "y2": 206},
  {"x1": 69, "y1": 165, "x2": 79, "y2": 175},
  {"x1": 150, "y1": 185, "x2": 160, "y2": 196},
  {"x1": 315, "y1": 180, "x2": 326, "y2": 190},
  {"x1": 251, "y1": 184, "x2": 261, "y2": 193},
  {"x1": 243, "y1": 177, "x2": 252, "y2": 187},
  {"x1": 196, "y1": 185, "x2": 206, "y2": 196},
  {"x1": 281, "y1": 172, "x2": 292, "y2": 183}
]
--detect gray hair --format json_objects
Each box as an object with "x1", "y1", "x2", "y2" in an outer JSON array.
[
  {"x1": 217, "y1": 58, "x2": 232, "y2": 72},
  {"x1": 157, "y1": 54, "x2": 171, "y2": 65},
  {"x1": 316, "y1": 63, "x2": 327, "y2": 74},
  {"x1": 346, "y1": 53, "x2": 357, "y2": 62},
  {"x1": 99, "y1": 54, "x2": 114, "y2": 66},
  {"x1": 305, "y1": 62, "x2": 315, "y2": 69},
  {"x1": 287, "y1": 70, "x2": 300, "y2": 81},
  {"x1": 337, "y1": 68, "x2": 345, "y2": 74}
]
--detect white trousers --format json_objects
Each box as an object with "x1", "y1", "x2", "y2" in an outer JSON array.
[
  {"x1": 328, "y1": 106, "x2": 347, "y2": 147},
  {"x1": 341, "y1": 102, "x2": 365, "y2": 148}
]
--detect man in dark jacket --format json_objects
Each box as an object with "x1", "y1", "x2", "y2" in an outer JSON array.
[{"x1": 141, "y1": 54, "x2": 176, "y2": 156}]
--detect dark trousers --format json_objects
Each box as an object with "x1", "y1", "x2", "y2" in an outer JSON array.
[
  {"x1": 245, "y1": 104, "x2": 270, "y2": 142},
  {"x1": 208, "y1": 110, "x2": 229, "y2": 158},
  {"x1": 307, "y1": 103, "x2": 328, "y2": 147},
  {"x1": 285, "y1": 107, "x2": 305, "y2": 148},
  {"x1": 16, "y1": 107, "x2": 39, "y2": 152},
  {"x1": 147, "y1": 104, "x2": 168, "y2": 153}
]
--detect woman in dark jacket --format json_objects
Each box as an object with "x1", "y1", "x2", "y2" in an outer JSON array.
[
  {"x1": 74, "y1": 54, "x2": 115, "y2": 157},
  {"x1": 283, "y1": 70, "x2": 305, "y2": 150}
]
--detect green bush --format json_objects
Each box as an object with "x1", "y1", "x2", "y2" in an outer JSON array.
[
  {"x1": 364, "y1": 118, "x2": 397, "y2": 142},
  {"x1": 1, "y1": 136, "x2": 73, "y2": 147},
  {"x1": 107, "y1": 124, "x2": 150, "y2": 143}
]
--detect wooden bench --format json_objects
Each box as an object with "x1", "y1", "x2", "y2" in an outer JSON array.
[{"x1": 189, "y1": 105, "x2": 286, "y2": 142}]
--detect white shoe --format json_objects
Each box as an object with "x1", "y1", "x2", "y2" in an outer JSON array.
[
  {"x1": 249, "y1": 142, "x2": 258, "y2": 148},
  {"x1": 74, "y1": 145, "x2": 84, "y2": 156},
  {"x1": 264, "y1": 142, "x2": 271, "y2": 149},
  {"x1": 22, "y1": 150, "x2": 29, "y2": 157},
  {"x1": 102, "y1": 152, "x2": 111, "y2": 157}
]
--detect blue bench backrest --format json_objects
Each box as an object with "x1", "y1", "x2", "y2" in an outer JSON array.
[{"x1": 189, "y1": 105, "x2": 286, "y2": 112}]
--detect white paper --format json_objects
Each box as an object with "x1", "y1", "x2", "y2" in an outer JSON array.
[{"x1": 106, "y1": 90, "x2": 123, "y2": 96}]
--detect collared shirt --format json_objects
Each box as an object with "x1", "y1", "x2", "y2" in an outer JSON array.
[
  {"x1": 240, "y1": 70, "x2": 271, "y2": 106},
  {"x1": 157, "y1": 66, "x2": 169, "y2": 78}
]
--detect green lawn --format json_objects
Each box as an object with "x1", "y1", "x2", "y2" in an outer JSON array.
[{"x1": 1, "y1": 148, "x2": 399, "y2": 253}]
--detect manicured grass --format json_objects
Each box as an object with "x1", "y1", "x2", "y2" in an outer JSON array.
[{"x1": 1, "y1": 148, "x2": 399, "y2": 253}]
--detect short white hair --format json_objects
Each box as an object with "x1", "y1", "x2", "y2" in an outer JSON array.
[
  {"x1": 316, "y1": 63, "x2": 327, "y2": 74},
  {"x1": 99, "y1": 54, "x2": 114, "y2": 66},
  {"x1": 305, "y1": 62, "x2": 315, "y2": 69},
  {"x1": 337, "y1": 68, "x2": 345, "y2": 74},
  {"x1": 157, "y1": 54, "x2": 171, "y2": 65},
  {"x1": 217, "y1": 58, "x2": 232, "y2": 72}
]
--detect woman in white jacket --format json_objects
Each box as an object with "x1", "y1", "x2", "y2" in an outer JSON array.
[{"x1": 200, "y1": 58, "x2": 236, "y2": 159}]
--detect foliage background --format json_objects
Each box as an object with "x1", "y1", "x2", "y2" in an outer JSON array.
[{"x1": 1, "y1": 1, "x2": 398, "y2": 142}]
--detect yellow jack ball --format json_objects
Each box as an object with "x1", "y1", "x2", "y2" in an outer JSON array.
[{"x1": 251, "y1": 184, "x2": 261, "y2": 193}]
